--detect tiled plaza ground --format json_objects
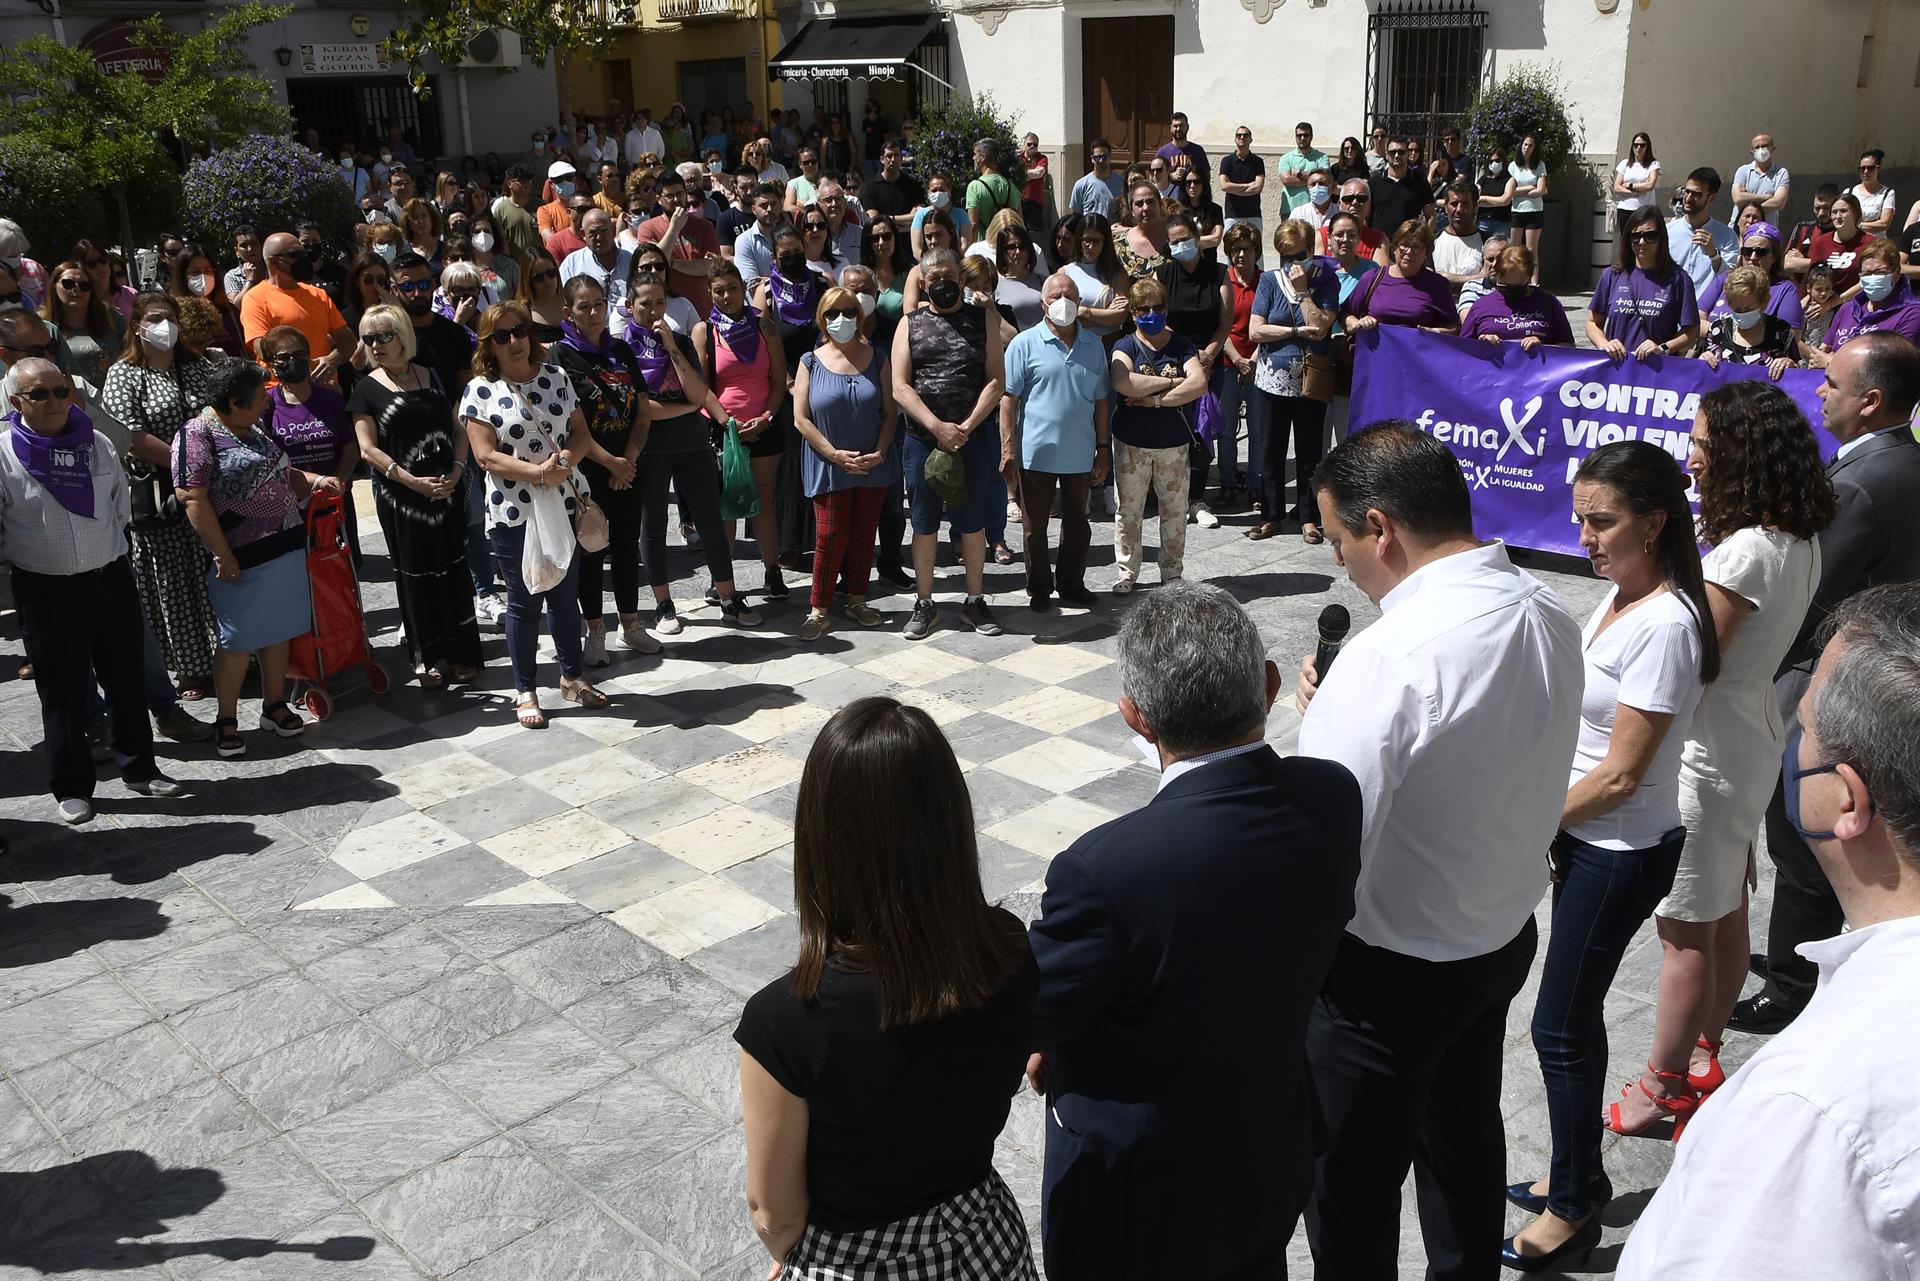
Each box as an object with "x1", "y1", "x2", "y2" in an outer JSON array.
[{"x1": 0, "y1": 432, "x2": 1773, "y2": 1278}]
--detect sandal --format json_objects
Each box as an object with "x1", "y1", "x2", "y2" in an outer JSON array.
[
  {"x1": 176, "y1": 679, "x2": 212, "y2": 702},
  {"x1": 993, "y1": 542, "x2": 1014, "y2": 565},
  {"x1": 213, "y1": 716, "x2": 245, "y2": 758},
  {"x1": 449, "y1": 666, "x2": 482, "y2": 685},
  {"x1": 260, "y1": 700, "x2": 305, "y2": 738},
  {"x1": 414, "y1": 663, "x2": 445, "y2": 689},
  {"x1": 1244, "y1": 522, "x2": 1280, "y2": 541},
  {"x1": 1302, "y1": 524, "x2": 1325, "y2": 545},
  {"x1": 1604, "y1": 1064, "x2": 1698, "y2": 1140},
  {"x1": 559, "y1": 677, "x2": 610, "y2": 709},
  {"x1": 17, "y1": 661, "x2": 32, "y2": 681},
  {"x1": 515, "y1": 692, "x2": 547, "y2": 728}
]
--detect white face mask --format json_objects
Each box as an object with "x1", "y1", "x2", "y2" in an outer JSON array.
[
  {"x1": 1728, "y1": 306, "x2": 1764, "y2": 328},
  {"x1": 856, "y1": 292, "x2": 877, "y2": 317},
  {"x1": 1753, "y1": 147, "x2": 1772, "y2": 165},
  {"x1": 472, "y1": 231, "x2": 495, "y2": 253},
  {"x1": 373, "y1": 243, "x2": 398, "y2": 263},
  {"x1": 141, "y1": 319, "x2": 179, "y2": 351},
  {"x1": 1488, "y1": 161, "x2": 1506, "y2": 176},
  {"x1": 380, "y1": 151, "x2": 394, "y2": 164},
  {"x1": 1046, "y1": 295, "x2": 1079, "y2": 327},
  {"x1": 928, "y1": 189, "x2": 951, "y2": 209},
  {"x1": 188, "y1": 273, "x2": 214, "y2": 297},
  {"x1": 824, "y1": 314, "x2": 859, "y2": 343}
]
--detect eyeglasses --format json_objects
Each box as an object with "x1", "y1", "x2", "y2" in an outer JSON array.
[
  {"x1": 1628, "y1": 231, "x2": 1663, "y2": 244},
  {"x1": 58, "y1": 278, "x2": 91, "y2": 292},
  {"x1": 529, "y1": 269, "x2": 559, "y2": 286},
  {"x1": 16, "y1": 385, "x2": 72, "y2": 402},
  {"x1": 361, "y1": 330, "x2": 399, "y2": 345},
  {"x1": 394, "y1": 279, "x2": 433, "y2": 293},
  {"x1": 1739, "y1": 245, "x2": 1775, "y2": 259},
  {"x1": 487, "y1": 324, "x2": 532, "y2": 345}
]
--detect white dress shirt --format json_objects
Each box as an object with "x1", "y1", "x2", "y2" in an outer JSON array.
[
  {"x1": 625, "y1": 125, "x2": 665, "y2": 166},
  {"x1": 1834, "y1": 423, "x2": 1907, "y2": 462},
  {"x1": 1618, "y1": 914, "x2": 1920, "y2": 1280},
  {"x1": 1297, "y1": 541, "x2": 1583, "y2": 961},
  {"x1": 1153, "y1": 738, "x2": 1271, "y2": 793},
  {"x1": 0, "y1": 427, "x2": 130, "y2": 576}
]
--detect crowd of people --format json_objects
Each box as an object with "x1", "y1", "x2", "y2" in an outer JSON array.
[{"x1": 3, "y1": 99, "x2": 1920, "y2": 1279}]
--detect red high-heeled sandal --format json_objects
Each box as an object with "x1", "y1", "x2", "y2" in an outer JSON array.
[
  {"x1": 1687, "y1": 1037, "x2": 1725, "y2": 1096},
  {"x1": 1604, "y1": 1064, "x2": 1698, "y2": 1140}
]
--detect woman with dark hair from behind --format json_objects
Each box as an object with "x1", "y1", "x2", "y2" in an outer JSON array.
[
  {"x1": 737, "y1": 696, "x2": 1038, "y2": 1278},
  {"x1": 1624, "y1": 382, "x2": 1835, "y2": 1138},
  {"x1": 1506, "y1": 440, "x2": 1717, "y2": 1269}
]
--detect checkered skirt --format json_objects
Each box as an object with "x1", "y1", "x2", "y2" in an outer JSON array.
[{"x1": 782, "y1": 1170, "x2": 1037, "y2": 1281}]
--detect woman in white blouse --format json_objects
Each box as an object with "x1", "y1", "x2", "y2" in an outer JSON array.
[
  {"x1": 1852, "y1": 148, "x2": 1896, "y2": 235},
  {"x1": 1611, "y1": 132, "x2": 1661, "y2": 246},
  {"x1": 1638, "y1": 383, "x2": 1834, "y2": 1111},
  {"x1": 459, "y1": 300, "x2": 620, "y2": 727},
  {"x1": 1505, "y1": 440, "x2": 1718, "y2": 1271}
]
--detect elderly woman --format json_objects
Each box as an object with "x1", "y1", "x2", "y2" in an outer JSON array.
[
  {"x1": 1343, "y1": 219, "x2": 1460, "y2": 337},
  {"x1": 433, "y1": 260, "x2": 485, "y2": 340},
  {"x1": 1587, "y1": 208, "x2": 1702, "y2": 361},
  {"x1": 1461, "y1": 244, "x2": 1575, "y2": 348},
  {"x1": 458, "y1": 301, "x2": 609, "y2": 726},
  {"x1": 173, "y1": 360, "x2": 312, "y2": 757},
  {"x1": 702, "y1": 260, "x2": 789, "y2": 600},
  {"x1": 1508, "y1": 443, "x2": 1716, "y2": 1270},
  {"x1": 38, "y1": 259, "x2": 124, "y2": 385},
  {"x1": 1108, "y1": 278, "x2": 1208, "y2": 593},
  {"x1": 260, "y1": 324, "x2": 359, "y2": 555},
  {"x1": 1696, "y1": 221, "x2": 1803, "y2": 331},
  {"x1": 100, "y1": 292, "x2": 219, "y2": 701},
  {"x1": 1246, "y1": 222, "x2": 1339, "y2": 544},
  {"x1": 347, "y1": 303, "x2": 484, "y2": 686},
  {"x1": 1699, "y1": 264, "x2": 1802, "y2": 378},
  {"x1": 738, "y1": 697, "x2": 1037, "y2": 1278},
  {"x1": 1811, "y1": 236, "x2": 1920, "y2": 363},
  {"x1": 792, "y1": 285, "x2": 900, "y2": 641}
]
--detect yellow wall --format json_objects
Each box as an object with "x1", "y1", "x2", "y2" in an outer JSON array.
[{"x1": 568, "y1": 7, "x2": 786, "y2": 129}]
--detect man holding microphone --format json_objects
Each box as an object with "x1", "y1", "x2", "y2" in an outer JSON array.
[{"x1": 1295, "y1": 422, "x2": 1584, "y2": 1281}]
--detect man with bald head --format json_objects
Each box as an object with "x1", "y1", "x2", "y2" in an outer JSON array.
[
  {"x1": 560, "y1": 207, "x2": 634, "y2": 323},
  {"x1": 237, "y1": 233, "x2": 354, "y2": 383},
  {"x1": 1001, "y1": 272, "x2": 1111, "y2": 610},
  {"x1": 2, "y1": 359, "x2": 180, "y2": 823}
]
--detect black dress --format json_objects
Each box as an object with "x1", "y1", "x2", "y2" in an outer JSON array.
[
  {"x1": 768, "y1": 270, "x2": 830, "y2": 557},
  {"x1": 346, "y1": 365, "x2": 483, "y2": 673}
]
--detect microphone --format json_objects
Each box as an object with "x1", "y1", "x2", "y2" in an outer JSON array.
[{"x1": 1314, "y1": 604, "x2": 1352, "y2": 680}]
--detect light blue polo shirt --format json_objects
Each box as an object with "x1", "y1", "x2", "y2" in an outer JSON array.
[{"x1": 1003, "y1": 321, "x2": 1108, "y2": 474}]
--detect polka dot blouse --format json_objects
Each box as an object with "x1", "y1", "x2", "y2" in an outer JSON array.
[{"x1": 458, "y1": 363, "x2": 585, "y2": 530}]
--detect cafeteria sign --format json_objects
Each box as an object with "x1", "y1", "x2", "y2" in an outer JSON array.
[{"x1": 299, "y1": 43, "x2": 391, "y2": 74}]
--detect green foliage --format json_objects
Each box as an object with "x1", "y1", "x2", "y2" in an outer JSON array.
[
  {"x1": 1463, "y1": 63, "x2": 1585, "y2": 171},
  {"x1": 380, "y1": 0, "x2": 637, "y2": 95},
  {"x1": 0, "y1": 3, "x2": 291, "y2": 241},
  {"x1": 910, "y1": 93, "x2": 1026, "y2": 192},
  {"x1": 0, "y1": 137, "x2": 111, "y2": 255},
  {"x1": 181, "y1": 134, "x2": 357, "y2": 250}
]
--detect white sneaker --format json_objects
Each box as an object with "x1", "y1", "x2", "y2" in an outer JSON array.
[
  {"x1": 1101, "y1": 487, "x2": 1119, "y2": 517},
  {"x1": 57, "y1": 797, "x2": 94, "y2": 825},
  {"x1": 582, "y1": 628, "x2": 609, "y2": 667},
  {"x1": 1194, "y1": 503, "x2": 1221, "y2": 529},
  {"x1": 474, "y1": 594, "x2": 505, "y2": 628},
  {"x1": 620, "y1": 619, "x2": 663, "y2": 654}
]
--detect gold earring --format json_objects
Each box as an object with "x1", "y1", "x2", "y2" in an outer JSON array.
[{"x1": 1643, "y1": 538, "x2": 1654, "y2": 555}]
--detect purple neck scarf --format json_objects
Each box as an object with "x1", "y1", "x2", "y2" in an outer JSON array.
[
  {"x1": 559, "y1": 317, "x2": 615, "y2": 356},
  {"x1": 709, "y1": 303, "x2": 761, "y2": 365},
  {"x1": 768, "y1": 267, "x2": 818, "y2": 329},
  {"x1": 7, "y1": 406, "x2": 95, "y2": 519},
  {"x1": 630, "y1": 326, "x2": 677, "y2": 393}
]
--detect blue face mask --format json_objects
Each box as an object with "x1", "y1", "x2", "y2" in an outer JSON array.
[
  {"x1": 553, "y1": 180, "x2": 575, "y2": 199},
  {"x1": 1859, "y1": 272, "x2": 1895, "y2": 302},
  {"x1": 1728, "y1": 307, "x2": 1764, "y2": 328},
  {"x1": 1135, "y1": 309, "x2": 1167, "y2": 336},
  {"x1": 1782, "y1": 725, "x2": 1873, "y2": 842},
  {"x1": 1168, "y1": 239, "x2": 1199, "y2": 264}
]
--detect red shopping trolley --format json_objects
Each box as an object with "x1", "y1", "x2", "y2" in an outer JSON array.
[{"x1": 286, "y1": 491, "x2": 389, "y2": 719}]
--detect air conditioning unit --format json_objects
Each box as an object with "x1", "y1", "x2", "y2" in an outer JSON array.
[{"x1": 459, "y1": 28, "x2": 522, "y2": 69}]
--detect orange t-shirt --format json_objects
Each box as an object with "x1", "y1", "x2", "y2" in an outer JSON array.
[
  {"x1": 237, "y1": 280, "x2": 347, "y2": 362},
  {"x1": 537, "y1": 199, "x2": 574, "y2": 238}
]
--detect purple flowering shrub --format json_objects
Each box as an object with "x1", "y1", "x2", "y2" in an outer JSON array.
[
  {"x1": 911, "y1": 93, "x2": 1027, "y2": 190},
  {"x1": 182, "y1": 133, "x2": 355, "y2": 248},
  {"x1": 1463, "y1": 65, "x2": 1585, "y2": 172}
]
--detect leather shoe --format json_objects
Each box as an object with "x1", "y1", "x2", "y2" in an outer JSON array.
[
  {"x1": 1029, "y1": 593, "x2": 1053, "y2": 613},
  {"x1": 1727, "y1": 992, "x2": 1799, "y2": 1035},
  {"x1": 1056, "y1": 585, "x2": 1097, "y2": 607},
  {"x1": 1501, "y1": 1215, "x2": 1601, "y2": 1272},
  {"x1": 1504, "y1": 1173, "x2": 1612, "y2": 1216},
  {"x1": 1748, "y1": 951, "x2": 1768, "y2": 980}
]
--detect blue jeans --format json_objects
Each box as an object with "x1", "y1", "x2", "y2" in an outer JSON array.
[
  {"x1": 1531, "y1": 826, "x2": 1686, "y2": 1220},
  {"x1": 488, "y1": 520, "x2": 583, "y2": 691},
  {"x1": 467, "y1": 466, "x2": 497, "y2": 597},
  {"x1": 1211, "y1": 363, "x2": 1264, "y2": 492}
]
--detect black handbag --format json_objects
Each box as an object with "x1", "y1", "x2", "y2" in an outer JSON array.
[{"x1": 126, "y1": 457, "x2": 183, "y2": 528}]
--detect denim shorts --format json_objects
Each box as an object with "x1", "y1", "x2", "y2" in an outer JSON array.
[{"x1": 903, "y1": 428, "x2": 997, "y2": 536}]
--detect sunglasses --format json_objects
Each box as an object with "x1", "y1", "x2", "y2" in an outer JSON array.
[
  {"x1": 1338, "y1": 194, "x2": 1370, "y2": 204},
  {"x1": 58, "y1": 278, "x2": 91, "y2": 292},
  {"x1": 1739, "y1": 245, "x2": 1775, "y2": 258},
  {"x1": 823, "y1": 306, "x2": 860, "y2": 321},
  {"x1": 1628, "y1": 231, "x2": 1662, "y2": 244},
  {"x1": 1860, "y1": 163, "x2": 1880, "y2": 171},
  {"x1": 488, "y1": 323, "x2": 532, "y2": 345},
  {"x1": 17, "y1": 385, "x2": 72, "y2": 402},
  {"x1": 1091, "y1": 155, "x2": 1109, "y2": 164},
  {"x1": 83, "y1": 259, "x2": 105, "y2": 270},
  {"x1": 803, "y1": 222, "x2": 828, "y2": 232},
  {"x1": 394, "y1": 279, "x2": 433, "y2": 293},
  {"x1": 529, "y1": 269, "x2": 559, "y2": 285},
  {"x1": 361, "y1": 330, "x2": 399, "y2": 344},
  {"x1": 1149, "y1": 166, "x2": 1167, "y2": 174}
]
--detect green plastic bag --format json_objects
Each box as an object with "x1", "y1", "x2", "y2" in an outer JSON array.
[{"x1": 719, "y1": 421, "x2": 759, "y2": 521}]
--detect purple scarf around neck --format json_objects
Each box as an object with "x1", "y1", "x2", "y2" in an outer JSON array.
[
  {"x1": 7, "y1": 406, "x2": 95, "y2": 519},
  {"x1": 559, "y1": 317, "x2": 615, "y2": 357},
  {"x1": 629, "y1": 325, "x2": 677, "y2": 393},
  {"x1": 768, "y1": 267, "x2": 818, "y2": 329},
  {"x1": 708, "y1": 303, "x2": 761, "y2": 365}
]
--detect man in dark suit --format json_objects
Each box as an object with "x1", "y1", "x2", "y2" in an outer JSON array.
[
  {"x1": 1026, "y1": 581, "x2": 1363, "y2": 1280},
  {"x1": 1735, "y1": 331, "x2": 1920, "y2": 1033}
]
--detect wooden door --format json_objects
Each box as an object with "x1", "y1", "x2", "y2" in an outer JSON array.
[
  {"x1": 604, "y1": 59, "x2": 633, "y2": 116},
  {"x1": 1080, "y1": 16, "x2": 1172, "y2": 166}
]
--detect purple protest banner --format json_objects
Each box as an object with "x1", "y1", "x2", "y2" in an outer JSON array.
[{"x1": 1349, "y1": 326, "x2": 1838, "y2": 558}]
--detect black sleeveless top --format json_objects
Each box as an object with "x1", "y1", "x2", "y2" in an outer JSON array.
[{"x1": 905, "y1": 303, "x2": 987, "y2": 442}]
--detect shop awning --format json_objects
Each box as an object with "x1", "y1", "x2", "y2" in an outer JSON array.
[{"x1": 768, "y1": 14, "x2": 941, "y2": 83}]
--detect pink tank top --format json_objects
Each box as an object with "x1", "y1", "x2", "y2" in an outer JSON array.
[{"x1": 713, "y1": 331, "x2": 772, "y2": 421}]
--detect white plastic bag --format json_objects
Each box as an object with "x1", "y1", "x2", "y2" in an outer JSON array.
[{"x1": 520, "y1": 481, "x2": 577, "y2": 595}]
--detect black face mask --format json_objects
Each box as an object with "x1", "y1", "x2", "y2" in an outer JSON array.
[
  {"x1": 1498, "y1": 283, "x2": 1530, "y2": 301},
  {"x1": 925, "y1": 278, "x2": 963, "y2": 311},
  {"x1": 272, "y1": 356, "x2": 312, "y2": 384},
  {"x1": 286, "y1": 250, "x2": 318, "y2": 284},
  {"x1": 777, "y1": 250, "x2": 808, "y2": 277}
]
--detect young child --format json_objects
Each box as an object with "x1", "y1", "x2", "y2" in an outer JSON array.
[{"x1": 1801, "y1": 263, "x2": 1837, "y2": 349}]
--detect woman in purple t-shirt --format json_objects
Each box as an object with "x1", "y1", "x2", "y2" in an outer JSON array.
[
  {"x1": 1461, "y1": 244, "x2": 1575, "y2": 349},
  {"x1": 1342, "y1": 219, "x2": 1460, "y2": 336},
  {"x1": 1586, "y1": 208, "x2": 1702, "y2": 360}
]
